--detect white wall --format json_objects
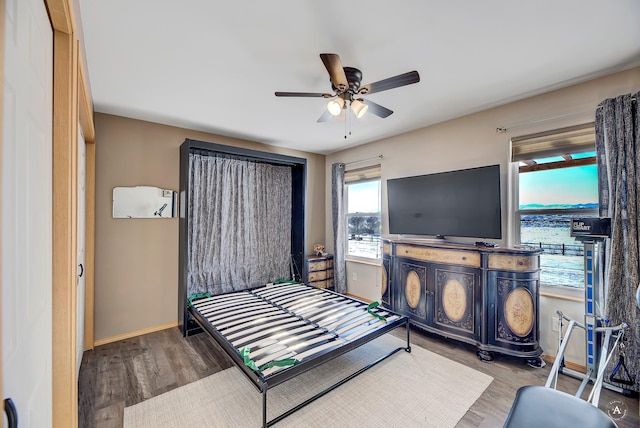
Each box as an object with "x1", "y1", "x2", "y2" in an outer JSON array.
[
  {"x1": 328, "y1": 67, "x2": 640, "y2": 366},
  {"x1": 539, "y1": 292, "x2": 585, "y2": 364}
]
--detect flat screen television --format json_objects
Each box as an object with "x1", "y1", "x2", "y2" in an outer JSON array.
[{"x1": 387, "y1": 164, "x2": 502, "y2": 239}]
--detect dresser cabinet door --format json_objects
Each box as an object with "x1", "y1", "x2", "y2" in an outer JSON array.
[
  {"x1": 396, "y1": 259, "x2": 430, "y2": 325},
  {"x1": 487, "y1": 271, "x2": 540, "y2": 356},
  {"x1": 431, "y1": 265, "x2": 481, "y2": 342}
]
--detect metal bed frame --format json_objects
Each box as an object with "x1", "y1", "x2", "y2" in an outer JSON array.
[{"x1": 188, "y1": 282, "x2": 411, "y2": 427}]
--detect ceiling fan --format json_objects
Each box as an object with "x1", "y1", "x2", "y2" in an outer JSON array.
[{"x1": 275, "y1": 53, "x2": 420, "y2": 122}]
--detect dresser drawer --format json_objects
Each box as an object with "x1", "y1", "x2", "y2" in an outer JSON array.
[
  {"x1": 396, "y1": 244, "x2": 480, "y2": 267},
  {"x1": 488, "y1": 254, "x2": 538, "y2": 271}
]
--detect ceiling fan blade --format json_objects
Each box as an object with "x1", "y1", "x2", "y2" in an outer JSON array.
[
  {"x1": 320, "y1": 53, "x2": 348, "y2": 91},
  {"x1": 358, "y1": 70, "x2": 420, "y2": 95},
  {"x1": 362, "y1": 99, "x2": 393, "y2": 118},
  {"x1": 275, "y1": 91, "x2": 332, "y2": 97},
  {"x1": 317, "y1": 109, "x2": 333, "y2": 123}
]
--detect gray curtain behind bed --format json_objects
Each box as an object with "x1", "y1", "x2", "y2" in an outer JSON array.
[
  {"x1": 188, "y1": 153, "x2": 292, "y2": 295},
  {"x1": 332, "y1": 163, "x2": 347, "y2": 294},
  {"x1": 595, "y1": 91, "x2": 639, "y2": 392}
]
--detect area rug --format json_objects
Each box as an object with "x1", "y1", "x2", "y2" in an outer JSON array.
[{"x1": 124, "y1": 334, "x2": 493, "y2": 427}]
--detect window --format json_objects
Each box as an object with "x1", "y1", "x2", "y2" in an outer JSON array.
[
  {"x1": 345, "y1": 165, "x2": 382, "y2": 260},
  {"x1": 512, "y1": 123, "x2": 598, "y2": 288}
]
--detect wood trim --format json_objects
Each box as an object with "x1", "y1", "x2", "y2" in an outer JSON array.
[
  {"x1": 345, "y1": 257, "x2": 382, "y2": 267},
  {"x1": 78, "y1": 58, "x2": 95, "y2": 144},
  {"x1": 518, "y1": 156, "x2": 596, "y2": 173},
  {"x1": 541, "y1": 353, "x2": 586, "y2": 374},
  {"x1": 539, "y1": 288, "x2": 584, "y2": 303},
  {"x1": 93, "y1": 322, "x2": 179, "y2": 347},
  {"x1": 84, "y1": 142, "x2": 95, "y2": 350},
  {"x1": 45, "y1": 0, "x2": 73, "y2": 34},
  {"x1": 46, "y1": 1, "x2": 94, "y2": 144},
  {"x1": 52, "y1": 29, "x2": 78, "y2": 428},
  {"x1": 345, "y1": 293, "x2": 374, "y2": 303}
]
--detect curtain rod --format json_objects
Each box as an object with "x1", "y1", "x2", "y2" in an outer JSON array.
[
  {"x1": 344, "y1": 155, "x2": 383, "y2": 166},
  {"x1": 497, "y1": 95, "x2": 637, "y2": 134},
  {"x1": 596, "y1": 95, "x2": 637, "y2": 110},
  {"x1": 496, "y1": 107, "x2": 595, "y2": 133}
]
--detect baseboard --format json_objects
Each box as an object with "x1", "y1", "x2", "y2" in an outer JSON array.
[
  {"x1": 345, "y1": 293, "x2": 374, "y2": 303},
  {"x1": 93, "y1": 321, "x2": 178, "y2": 347},
  {"x1": 541, "y1": 353, "x2": 586, "y2": 373}
]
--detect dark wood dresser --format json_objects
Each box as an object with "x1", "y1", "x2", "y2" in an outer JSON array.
[{"x1": 382, "y1": 239, "x2": 543, "y2": 365}]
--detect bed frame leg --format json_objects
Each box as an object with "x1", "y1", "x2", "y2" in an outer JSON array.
[
  {"x1": 405, "y1": 322, "x2": 412, "y2": 353},
  {"x1": 262, "y1": 386, "x2": 267, "y2": 428}
]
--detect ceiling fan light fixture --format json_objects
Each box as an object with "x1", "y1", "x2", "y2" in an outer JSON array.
[
  {"x1": 351, "y1": 99, "x2": 368, "y2": 118},
  {"x1": 327, "y1": 98, "x2": 344, "y2": 116}
]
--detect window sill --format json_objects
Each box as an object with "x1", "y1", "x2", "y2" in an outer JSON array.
[
  {"x1": 539, "y1": 284, "x2": 584, "y2": 303},
  {"x1": 345, "y1": 257, "x2": 382, "y2": 267}
]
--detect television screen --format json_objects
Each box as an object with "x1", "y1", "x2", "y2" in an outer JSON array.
[{"x1": 387, "y1": 164, "x2": 502, "y2": 239}]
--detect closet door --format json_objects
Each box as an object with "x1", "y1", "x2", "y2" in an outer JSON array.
[
  {"x1": 1, "y1": 0, "x2": 54, "y2": 425},
  {"x1": 77, "y1": 126, "x2": 87, "y2": 376}
]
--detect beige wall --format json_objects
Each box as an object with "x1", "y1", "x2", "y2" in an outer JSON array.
[
  {"x1": 327, "y1": 67, "x2": 640, "y2": 248},
  {"x1": 327, "y1": 67, "x2": 640, "y2": 363},
  {"x1": 94, "y1": 114, "x2": 326, "y2": 341},
  {"x1": 95, "y1": 67, "x2": 640, "y2": 350}
]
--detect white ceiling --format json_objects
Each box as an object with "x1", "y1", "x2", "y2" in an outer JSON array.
[{"x1": 78, "y1": 0, "x2": 640, "y2": 155}]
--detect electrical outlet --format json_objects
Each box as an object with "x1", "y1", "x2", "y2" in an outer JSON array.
[
  {"x1": 352, "y1": 272, "x2": 358, "y2": 281},
  {"x1": 551, "y1": 316, "x2": 560, "y2": 332}
]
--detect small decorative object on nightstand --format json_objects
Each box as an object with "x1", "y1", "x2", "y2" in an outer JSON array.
[
  {"x1": 306, "y1": 254, "x2": 334, "y2": 289},
  {"x1": 313, "y1": 243, "x2": 326, "y2": 256}
]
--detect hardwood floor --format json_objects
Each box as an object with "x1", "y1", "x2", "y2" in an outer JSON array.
[
  {"x1": 79, "y1": 326, "x2": 639, "y2": 427},
  {"x1": 78, "y1": 328, "x2": 234, "y2": 427}
]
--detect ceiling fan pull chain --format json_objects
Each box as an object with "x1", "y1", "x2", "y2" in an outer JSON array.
[
  {"x1": 349, "y1": 112, "x2": 353, "y2": 135},
  {"x1": 344, "y1": 105, "x2": 348, "y2": 139},
  {"x1": 348, "y1": 102, "x2": 352, "y2": 137}
]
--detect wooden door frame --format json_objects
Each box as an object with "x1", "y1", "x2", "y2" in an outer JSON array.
[{"x1": 46, "y1": 0, "x2": 95, "y2": 426}]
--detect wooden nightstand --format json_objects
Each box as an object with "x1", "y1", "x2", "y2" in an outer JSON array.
[{"x1": 306, "y1": 254, "x2": 334, "y2": 289}]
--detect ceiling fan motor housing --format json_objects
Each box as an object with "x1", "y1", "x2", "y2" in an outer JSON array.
[{"x1": 332, "y1": 67, "x2": 362, "y2": 96}]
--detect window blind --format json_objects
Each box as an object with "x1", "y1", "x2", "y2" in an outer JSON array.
[
  {"x1": 511, "y1": 122, "x2": 595, "y2": 162},
  {"x1": 344, "y1": 164, "x2": 381, "y2": 183}
]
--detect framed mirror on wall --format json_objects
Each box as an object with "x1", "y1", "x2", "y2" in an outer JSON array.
[{"x1": 112, "y1": 186, "x2": 177, "y2": 218}]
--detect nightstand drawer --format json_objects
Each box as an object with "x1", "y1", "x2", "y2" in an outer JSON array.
[
  {"x1": 310, "y1": 278, "x2": 333, "y2": 289},
  {"x1": 308, "y1": 269, "x2": 333, "y2": 282},
  {"x1": 308, "y1": 260, "x2": 329, "y2": 271}
]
